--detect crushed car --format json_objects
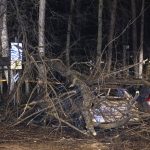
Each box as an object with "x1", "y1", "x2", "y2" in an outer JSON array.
[{"x1": 26, "y1": 79, "x2": 150, "y2": 136}]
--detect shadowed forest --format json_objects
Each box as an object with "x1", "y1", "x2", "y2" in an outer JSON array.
[{"x1": 0, "y1": 0, "x2": 150, "y2": 149}]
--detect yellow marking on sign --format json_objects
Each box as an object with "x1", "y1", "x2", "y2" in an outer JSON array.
[{"x1": 0, "y1": 79, "x2": 7, "y2": 82}]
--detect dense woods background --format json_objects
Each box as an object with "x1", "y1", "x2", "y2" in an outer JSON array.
[
  {"x1": 0, "y1": 0, "x2": 150, "y2": 137},
  {"x1": 5, "y1": 0, "x2": 150, "y2": 70}
]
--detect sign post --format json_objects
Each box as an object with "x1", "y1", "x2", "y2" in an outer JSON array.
[{"x1": 10, "y1": 42, "x2": 23, "y2": 103}]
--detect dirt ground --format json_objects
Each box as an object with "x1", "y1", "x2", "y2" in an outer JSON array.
[{"x1": 0, "y1": 123, "x2": 150, "y2": 150}]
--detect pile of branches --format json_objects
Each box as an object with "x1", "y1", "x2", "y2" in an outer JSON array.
[
  {"x1": 2, "y1": 55, "x2": 150, "y2": 136},
  {"x1": 4, "y1": 55, "x2": 97, "y2": 135}
]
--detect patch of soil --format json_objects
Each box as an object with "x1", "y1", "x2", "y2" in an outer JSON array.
[
  {"x1": 0, "y1": 123, "x2": 107, "y2": 150},
  {"x1": 0, "y1": 123, "x2": 150, "y2": 150}
]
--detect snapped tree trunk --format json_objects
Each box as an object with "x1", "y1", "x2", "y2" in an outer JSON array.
[
  {"x1": 131, "y1": 0, "x2": 138, "y2": 78},
  {"x1": 96, "y1": 0, "x2": 103, "y2": 64},
  {"x1": 65, "y1": 0, "x2": 74, "y2": 69},
  {"x1": 107, "y1": 0, "x2": 117, "y2": 73},
  {"x1": 139, "y1": 0, "x2": 145, "y2": 79}
]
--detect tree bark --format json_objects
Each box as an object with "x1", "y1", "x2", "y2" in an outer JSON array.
[
  {"x1": 0, "y1": 0, "x2": 9, "y2": 57},
  {"x1": 65, "y1": 0, "x2": 74, "y2": 69},
  {"x1": 96, "y1": 0, "x2": 103, "y2": 63},
  {"x1": 0, "y1": 0, "x2": 9, "y2": 91},
  {"x1": 139, "y1": 0, "x2": 145, "y2": 79},
  {"x1": 38, "y1": 0, "x2": 46, "y2": 57},
  {"x1": 107, "y1": 0, "x2": 117, "y2": 73},
  {"x1": 37, "y1": 0, "x2": 46, "y2": 92},
  {"x1": 131, "y1": 0, "x2": 138, "y2": 78}
]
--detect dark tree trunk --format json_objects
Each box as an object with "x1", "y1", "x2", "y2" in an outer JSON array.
[
  {"x1": 107, "y1": 0, "x2": 117, "y2": 73},
  {"x1": 131, "y1": 0, "x2": 138, "y2": 78},
  {"x1": 139, "y1": 0, "x2": 145, "y2": 79},
  {"x1": 65, "y1": 0, "x2": 74, "y2": 69}
]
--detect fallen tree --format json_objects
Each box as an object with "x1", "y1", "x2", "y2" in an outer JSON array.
[{"x1": 3, "y1": 54, "x2": 147, "y2": 136}]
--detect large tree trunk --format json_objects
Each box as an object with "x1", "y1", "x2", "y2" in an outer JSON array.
[
  {"x1": 65, "y1": 0, "x2": 74, "y2": 69},
  {"x1": 38, "y1": 0, "x2": 46, "y2": 91},
  {"x1": 38, "y1": 0, "x2": 46, "y2": 57},
  {"x1": 0, "y1": 0, "x2": 9, "y2": 92},
  {"x1": 139, "y1": 0, "x2": 145, "y2": 79},
  {"x1": 96, "y1": 0, "x2": 103, "y2": 64},
  {"x1": 0, "y1": 0, "x2": 9, "y2": 57},
  {"x1": 131, "y1": 0, "x2": 138, "y2": 78},
  {"x1": 107, "y1": 0, "x2": 117, "y2": 73}
]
